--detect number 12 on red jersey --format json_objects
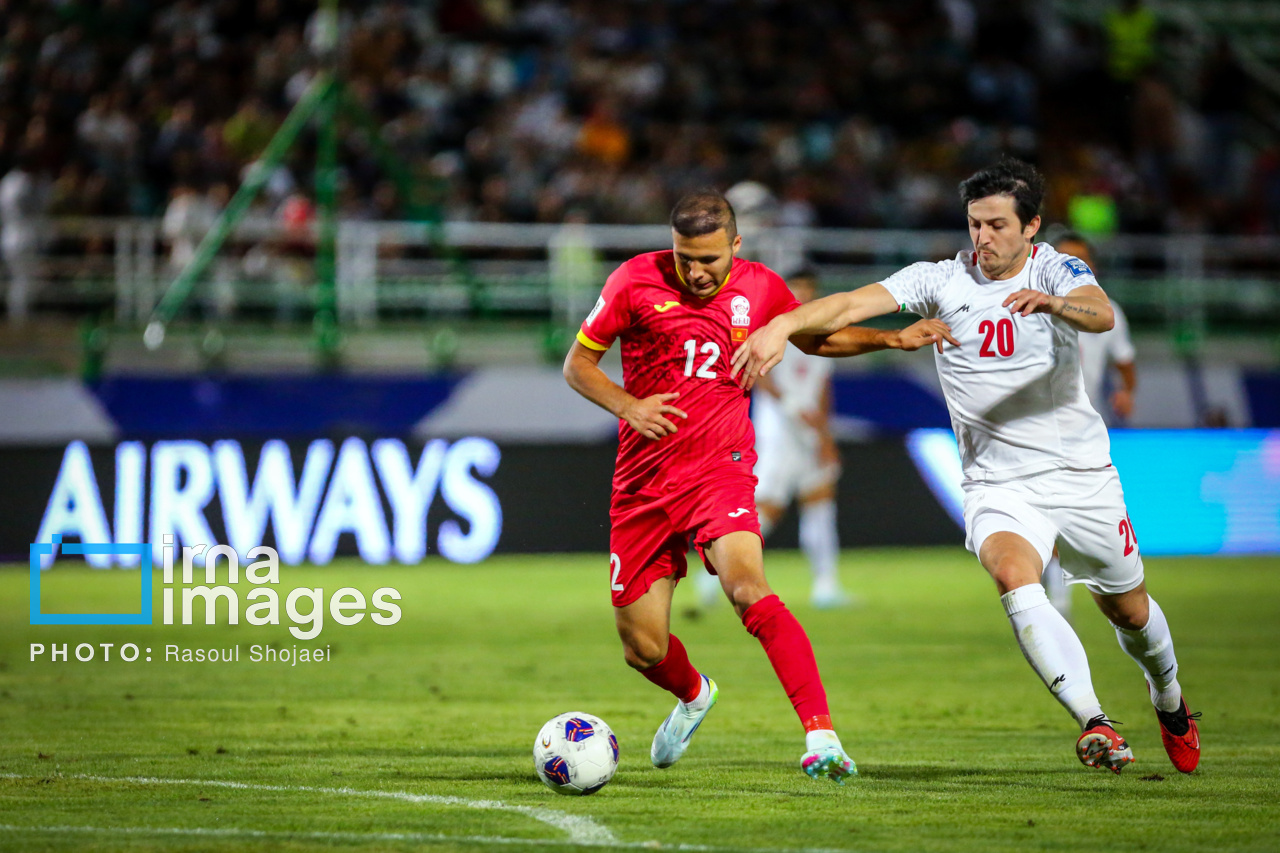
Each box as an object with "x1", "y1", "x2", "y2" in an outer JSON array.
[{"x1": 683, "y1": 338, "x2": 721, "y2": 378}]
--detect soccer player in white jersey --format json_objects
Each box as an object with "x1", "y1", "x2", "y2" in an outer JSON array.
[
  {"x1": 731, "y1": 158, "x2": 1200, "y2": 775},
  {"x1": 754, "y1": 268, "x2": 849, "y2": 608},
  {"x1": 1054, "y1": 231, "x2": 1138, "y2": 426}
]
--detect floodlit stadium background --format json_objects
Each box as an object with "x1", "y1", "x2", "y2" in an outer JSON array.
[
  {"x1": 3, "y1": 5, "x2": 1280, "y2": 852},
  {"x1": 2, "y1": 0, "x2": 1279, "y2": 559}
]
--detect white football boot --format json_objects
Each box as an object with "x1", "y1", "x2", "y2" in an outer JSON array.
[
  {"x1": 801, "y1": 746, "x2": 857, "y2": 783},
  {"x1": 650, "y1": 675, "x2": 719, "y2": 768}
]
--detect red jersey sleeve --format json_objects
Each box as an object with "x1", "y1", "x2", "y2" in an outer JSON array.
[
  {"x1": 577, "y1": 261, "x2": 634, "y2": 351},
  {"x1": 761, "y1": 268, "x2": 801, "y2": 323}
]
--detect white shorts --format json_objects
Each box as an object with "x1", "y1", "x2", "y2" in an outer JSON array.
[
  {"x1": 962, "y1": 466, "x2": 1144, "y2": 596},
  {"x1": 754, "y1": 432, "x2": 839, "y2": 507}
]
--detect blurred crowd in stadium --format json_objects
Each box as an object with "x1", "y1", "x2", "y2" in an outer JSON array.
[{"x1": 1, "y1": 0, "x2": 1277, "y2": 236}]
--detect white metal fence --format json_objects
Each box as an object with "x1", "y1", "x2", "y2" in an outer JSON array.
[{"x1": 11, "y1": 218, "x2": 1280, "y2": 334}]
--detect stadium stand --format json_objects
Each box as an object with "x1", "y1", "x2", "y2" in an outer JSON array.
[
  {"x1": 0, "y1": 0, "x2": 1276, "y2": 234},
  {"x1": 1, "y1": 1, "x2": 1277, "y2": 378}
]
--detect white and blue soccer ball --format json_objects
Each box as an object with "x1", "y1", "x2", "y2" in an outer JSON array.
[{"x1": 533, "y1": 712, "x2": 619, "y2": 795}]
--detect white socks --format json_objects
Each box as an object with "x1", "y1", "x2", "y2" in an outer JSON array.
[
  {"x1": 1002, "y1": 582, "x2": 1184, "y2": 723},
  {"x1": 680, "y1": 675, "x2": 712, "y2": 713},
  {"x1": 804, "y1": 727, "x2": 843, "y2": 753},
  {"x1": 1041, "y1": 553, "x2": 1071, "y2": 620},
  {"x1": 1002, "y1": 583, "x2": 1104, "y2": 729},
  {"x1": 1112, "y1": 595, "x2": 1182, "y2": 713},
  {"x1": 799, "y1": 499, "x2": 839, "y2": 594}
]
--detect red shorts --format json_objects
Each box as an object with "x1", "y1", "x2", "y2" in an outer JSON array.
[{"x1": 607, "y1": 471, "x2": 761, "y2": 607}]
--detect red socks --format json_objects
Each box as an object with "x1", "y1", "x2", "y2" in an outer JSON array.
[
  {"x1": 741, "y1": 594, "x2": 831, "y2": 726},
  {"x1": 640, "y1": 633, "x2": 703, "y2": 704},
  {"x1": 639, "y1": 599, "x2": 831, "y2": 731}
]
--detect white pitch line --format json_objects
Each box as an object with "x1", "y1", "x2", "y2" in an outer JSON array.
[
  {"x1": 0, "y1": 823, "x2": 852, "y2": 853},
  {"x1": 0, "y1": 773, "x2": 614, "y2": 845},
  {"x1": 0, "y1": 774, "x2": 855, "y2": 853}
]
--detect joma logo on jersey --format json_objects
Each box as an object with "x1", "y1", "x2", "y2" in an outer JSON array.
[{"x1": 653, "y1": 301, "x2": 680, "y2": 313}]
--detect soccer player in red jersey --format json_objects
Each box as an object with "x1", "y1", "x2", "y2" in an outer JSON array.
[{"x1": 563, "y1": 191, "x2": 955, "y2": 782}]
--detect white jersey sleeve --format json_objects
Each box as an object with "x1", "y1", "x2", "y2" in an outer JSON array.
[
  {"x1": 1037, "y1": 250, "x2": 1101, "y2": 297},
  {"x1": 880, "y1": 260, "x2": 954, "y2": 318}
]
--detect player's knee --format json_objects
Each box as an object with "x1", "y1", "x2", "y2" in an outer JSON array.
[
  {"x1": 1100, "y1": 593, "x2": 1149, "y2": 631},
  {"x1": 990, "y1": 566, "x2": 1023, "y2": 592},
  {"x1": 985, "y1": 554, "x2": 1040, "y2": 594},
  {"x1": 620, "y1": 633, "x2": 667, "y2": 670},
  {"x1": 724, "y1": 578, "x2": 771, "y2": 617}
]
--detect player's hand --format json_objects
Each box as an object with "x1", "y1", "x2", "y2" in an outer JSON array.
[
  {"x1": 1003, "y1": 289, "x2": 1063, "y2": 317},
  {"x1": 621, "y1": 392, "x2": 688, "y2": 440},
  {"x1": 1111, "y1": 389, "x2": 1135, "y2": 419},
  {"x1": 730, "y1": 317, "x2": 793, "y2": 391},
  {"x1": 895, "y1": 319, "x2": 960, "y2": 353}
]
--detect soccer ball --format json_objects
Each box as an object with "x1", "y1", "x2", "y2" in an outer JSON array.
[{"x1": 533, "y1": 712, "x2": 619, "y2": 795}]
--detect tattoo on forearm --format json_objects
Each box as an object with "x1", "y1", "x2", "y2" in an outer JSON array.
[{"x1": 1058, "y1": 301, "x2": 1098, "y2": 319}]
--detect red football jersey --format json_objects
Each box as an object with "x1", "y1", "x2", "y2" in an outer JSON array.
[{"x1": 577, "y1": 251, "x2": 800, "y2": 494}]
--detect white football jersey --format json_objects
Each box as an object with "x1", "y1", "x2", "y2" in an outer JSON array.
[
  {"x1": 754, "y1": 343, "x2": 832, "y2": 450},
  {"x1": 1078, "y1": 299, "x2": 1135, "y2": 414},
  {"x1": 881, "y1": 243, "x2": 1111, "y2": 482}
]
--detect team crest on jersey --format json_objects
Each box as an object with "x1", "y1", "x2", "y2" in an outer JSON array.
[
  {"x1": 586, "y1": 296, "x2": 605, "y2": 325},
  {"x1": 1061, "y1": 257, "x2": 1092, "y2": 278},
  {"x1": 730, "y1": 295, "x2": 751, "y2": 327}
]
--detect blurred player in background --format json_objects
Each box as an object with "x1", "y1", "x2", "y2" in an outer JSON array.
[
  {"x1": 1053, "y1": 230, "x2": 1138, "y2": 425},
  {"x1": 0, "y1": 152, "x2": 46, "y2": 326},
  {"x1": 724, "y1": 180, "x2": 804, "y2": 279},
  {"x1": 698, "y1": 266, "x2": 850, "y2": 610},
  {"x1": 733, "y1": 159, "x2": 1200, "y2": 777},
  {"x1": 564, "y1": 190, "x2": 951, "y2": 783},
  {"x1": 1039, "y1": 228, "x2": 1139, "y2": 621},
  {"x1": 755, "y1": 267, "x2": 850, "y2": 608}
]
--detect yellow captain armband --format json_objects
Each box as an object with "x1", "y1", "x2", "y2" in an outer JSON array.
[{"x1": 576, "y1": 330, "x2": 609, "y2": 351}]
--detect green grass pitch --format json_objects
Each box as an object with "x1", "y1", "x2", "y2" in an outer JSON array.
[{"x1": 1, "y1": 548, "x2": 1278, "y2": 852}]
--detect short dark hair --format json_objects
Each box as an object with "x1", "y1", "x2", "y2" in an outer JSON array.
[
  {"x1": 959, "y1": 157, "x2": 1045, "y2": 228},
  {"x1": 670, "y1": 190, "x2": 737, "y2": 240}
]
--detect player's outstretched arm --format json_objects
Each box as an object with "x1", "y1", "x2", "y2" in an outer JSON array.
[
  {"x1": 730, "y1": 283, "x2": 903, "y2": 390},
  {"x1": 563, "y1": 341, "x2": 687, "y2": 440},
  {"x1": 1003, "y1": 284, "x2": 1115, "y2": 333},
  {"x1": 793, "y1": 319, "x2": 959, "y2": 358}
]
